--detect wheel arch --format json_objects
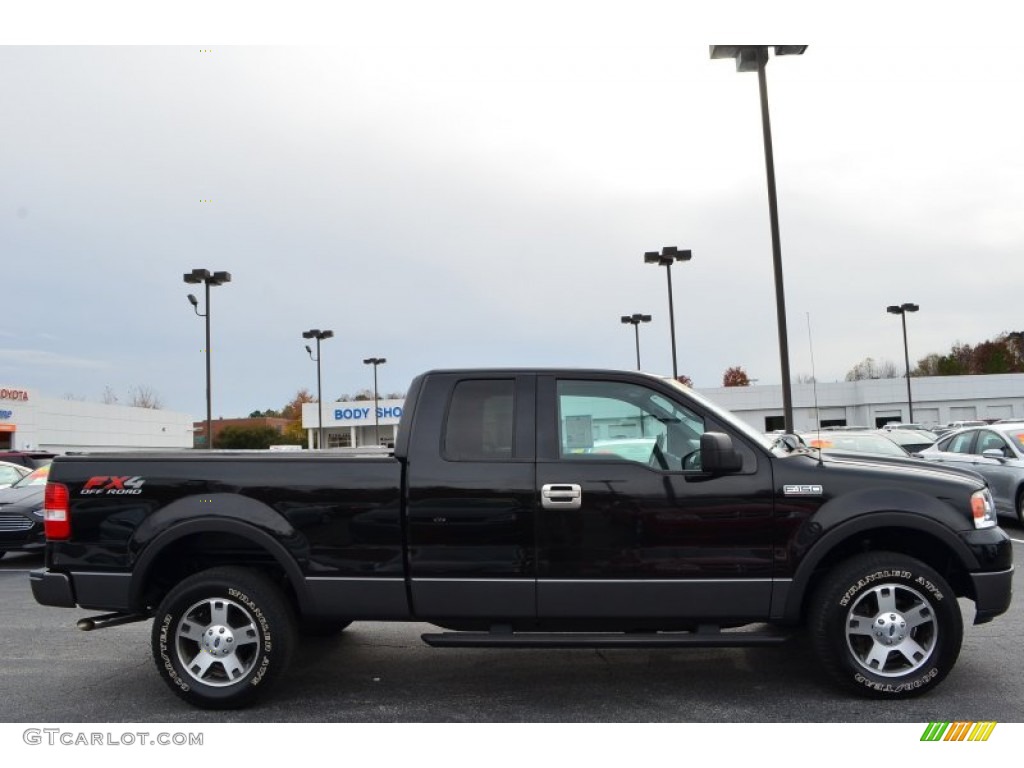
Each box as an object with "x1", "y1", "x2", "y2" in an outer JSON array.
[
  {"x1": 780, "y1": 512, "x2": 979, "y2": 624},
  {"x1": 130, "y1": 518, "x2": 311, "y2": 616}
]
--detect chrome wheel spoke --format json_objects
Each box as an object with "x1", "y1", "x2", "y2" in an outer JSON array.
[
  {"x1": 897, "y1": 637, "x2": 929, "y2": 665},
  {"x1": 187, "y1": 651, "x2": 217, "y2": 678},
  {"x1": 872, "y1": 585, "x2": 897, "y2": 614},
  {"x1": 847, "y1": 615, "x2": 875, "y2": 636},
  {"x1": 209, "y1": 600, "x2": 230, "y2": 626},
  {"x1": 178, "y1": 621, "x2": 206, "y2": 642},
  {"x1": 865, "y1": 643, "x2": 892, "y2": 670},
  {"x1": 233, "y1": 622, "x2": 259, "y2": 645},
  {"x1": 904, "y1": 603, "x2": 933, "y2": 630},
  {"x1": 221, "y1": 653, "x2": 248, "y2": 680}
]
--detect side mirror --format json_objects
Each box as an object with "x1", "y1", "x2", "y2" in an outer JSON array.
[
  {"x1": 700, "y1": 432, "x2": 743, "y2": 474},
  {"x1": 981, "y1": 449, "x2": 1007, "y2": 462}
]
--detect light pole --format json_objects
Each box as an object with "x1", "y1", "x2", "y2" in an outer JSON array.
[
  {"x1": 710, "y1": 45, "x2": 807, "y2": 433},
  {"x1": 363, "y1": 357, "x2": 386, "y2": 447},
  {"x1": 302, "y1": 329, "x2": 334, "y2": 449},
  {"x1": 887, "y1": 303, "x2": 920, "y2": 422},
  {"x1": 643, "y1": 246, "x2": 691, "y2": 378},
  {"x1": 620, "y1": 314, "x2": 652, "y2": 370},
  {"x1": 183, "y1": 268, "x2": 231, "y2": 448}
]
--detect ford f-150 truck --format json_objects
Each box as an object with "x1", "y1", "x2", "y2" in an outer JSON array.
[{"x1": 30, "y1": 369, "x2": 1014, "y2": 708}]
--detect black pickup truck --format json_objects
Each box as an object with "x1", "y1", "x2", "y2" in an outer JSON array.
[{"x1": 31, "y1": 368, "x2": 1013, "y2": 708}]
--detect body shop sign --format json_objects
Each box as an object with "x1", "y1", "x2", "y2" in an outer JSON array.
[{"x1": 0, "y1": 388, "x2": 28, "y2": 402}]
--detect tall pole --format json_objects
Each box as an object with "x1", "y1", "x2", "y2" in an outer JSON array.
[
  {"x1": 363, "y1": 357, "x2": 386, "y2": 447},
  {"x1": 633, "y1": 323, "x2": 642, "y2": 370},
  {"x1": 665, "y1": 264, "x2": 678, "y2": 378},
  {"x1": 711, "y1": 45, "x2": 806, "y2": 433},
  {"x1": 303, "y1": 329, "x2": 334, "y2": 450},
  {"x1": 887, "y1": 303, "x2": 918, "y2": 424},
  {"x1": 315, "y1": 336, "x2": 323, "y2": 449},
  {"x1": 901, "y1": 312, "x2": 913, "y2": 422},
  {"x1": 372, "y1": 363, "x2": 380, "y2": 446},
  {"x1": 204, "y1": 279, "x2": 212, "y2": 449},
  {"x1": 185, "y1": 268, "x2": 230, "y2": 449},
  {"x1": 757, "y1": 52, "x2": 794, "y2": 433}
]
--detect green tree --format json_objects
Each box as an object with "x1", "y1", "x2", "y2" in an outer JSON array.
[{"x1": 214, "y1": 426, "x2": 282, "y2": 449}]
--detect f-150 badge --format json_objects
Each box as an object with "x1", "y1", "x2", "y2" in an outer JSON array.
[{"x1": 783, "y1": 484, "x2": 823, "y2": 496}]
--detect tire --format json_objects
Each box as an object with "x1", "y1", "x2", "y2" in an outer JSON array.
[
  {"x1": 808, "y1": 552, "x2": 962, "y2": 698},
  {"x1": 151, "y1": 566, "x2": 297, "y2": 709},
  {"x1": 299, "y1": 618, "x2": 352, "y2": 638}
]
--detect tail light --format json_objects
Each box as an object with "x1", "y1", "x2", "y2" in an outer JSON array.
[{"x1": 44, "y1": 482, "x2": 71, "y2": 540}]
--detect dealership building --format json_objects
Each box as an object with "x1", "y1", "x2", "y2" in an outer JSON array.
[
  {"x1": 0, "y1": 386, "x2": 193, "y2": 453},
  {"x1": 300, "y1": 374, "x2": 1024, "y2": 448}
]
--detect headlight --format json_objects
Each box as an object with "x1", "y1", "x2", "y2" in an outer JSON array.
[{"x1": 970, "y1": 489, "x2": 997, "y2": 529}]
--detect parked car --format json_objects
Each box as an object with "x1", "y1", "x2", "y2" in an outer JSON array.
[
  {"x1": 882, "y1": 428, "x2": 939, "y2": 455},
  {"x1": 0, "y1": 463, "x2": 51, "y2": 558},
  {"x1": 0, "y1": 451, "x2": 57, "y2": 469},
  {"x1": 882, "y1": 423, "x2": 930, "y2": 432},
  {"x1": 934, "y1": 420, "x2": 987, "y2": 438},
  {"x1": 918, "y1": 422, "x2": 1024, "y2": 523},
  {"x1": 0, "y1": 460, "x2": 32, "y2": 489},
  {"x1": 801, "y1": 431, "x2": 911, "y2": 459}
]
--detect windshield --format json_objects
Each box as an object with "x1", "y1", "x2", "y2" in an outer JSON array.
[
  {"x1": 12, "y1": 464, "x2": 50, "y2": 488},
  {"x1": 664, "y1": 378, "x2": 775, "y2": 452}
]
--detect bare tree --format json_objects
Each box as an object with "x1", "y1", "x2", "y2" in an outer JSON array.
[
  {"x1": 63, "y1": 392, "x2": 87, "y2": 401},
  {"x1": 845, "y1": 357, "x2": 900, "y2": 381},
  {"x1": 101, "y1": 385, "x2": 119, "y2": 405},
  {"x1": 128, "y1": 385, "x2": 163, "y2": 409}
]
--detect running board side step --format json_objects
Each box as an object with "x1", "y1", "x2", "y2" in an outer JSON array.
[{"x1": 421, "y1": 626, "x2": 790, "y2": 649}]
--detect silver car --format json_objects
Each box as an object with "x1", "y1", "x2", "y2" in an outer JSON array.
[{"x1": 918, "y1": 421, "x2": 1024, "y2": 523}]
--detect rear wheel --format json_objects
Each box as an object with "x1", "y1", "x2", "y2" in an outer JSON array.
[
  {"x1": 151, "y1": 566, "x2": 297, "y2": 709},
  {"x1": 808, "y1": 552, "x2": 962, "y2": 698}
]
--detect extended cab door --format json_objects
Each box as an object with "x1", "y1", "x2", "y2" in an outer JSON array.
[
  {"x1": 534, "y1": 374, "x2": 774, "y2": 622},
  {"x1": 404, "y1": 373, "x2": 537, "y2": 619}
]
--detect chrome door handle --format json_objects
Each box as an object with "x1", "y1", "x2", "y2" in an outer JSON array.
[{"x1": 541, "y1": 483, "x2": 582, "y2": 510}]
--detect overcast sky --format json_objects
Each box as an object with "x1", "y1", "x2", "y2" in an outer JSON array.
[{"x1": 3, "y1": 5, "x2": 1023, "y2": 420}]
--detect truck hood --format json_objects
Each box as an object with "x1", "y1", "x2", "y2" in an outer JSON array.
[{"x1": 816, "y1": 451, "x2": 986, "y2": 489}]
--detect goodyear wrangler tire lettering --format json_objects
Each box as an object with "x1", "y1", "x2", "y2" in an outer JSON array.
[
  {"x1": 150, "y1": 566, "x2": 296, "y2": 709},
  {"x1": 808, "y1": 551, "x2": 962, "y2": 700}
]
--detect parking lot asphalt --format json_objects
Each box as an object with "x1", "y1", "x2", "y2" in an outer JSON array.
[{"x1": 2, "y1": 538, "x2": 1023, "y2": 723}]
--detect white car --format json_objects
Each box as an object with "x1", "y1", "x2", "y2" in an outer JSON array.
[{"x1": 0, "y1": 460, "x2": 31, "y2": 489}]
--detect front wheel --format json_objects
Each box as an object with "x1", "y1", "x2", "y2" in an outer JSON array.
[
  {"x1": 151, "y1": 566, "x2": 297, "y2": 709},
  {"x1": 808, "y1": 552, "x2": 962, "y2": 698}
]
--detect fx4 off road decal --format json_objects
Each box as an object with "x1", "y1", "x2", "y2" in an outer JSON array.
[{"x1": 81, "y1": 476, "x2": 146, "y2": 495}]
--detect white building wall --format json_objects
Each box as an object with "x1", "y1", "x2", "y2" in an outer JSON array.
[{"x1": 0, "y1": 387, "x2": 193, "y2": 452}]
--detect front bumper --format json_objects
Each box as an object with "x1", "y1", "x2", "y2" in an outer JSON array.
[{"x1": 970, "y1": 567, "x2": 1014, "y2": 624}]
